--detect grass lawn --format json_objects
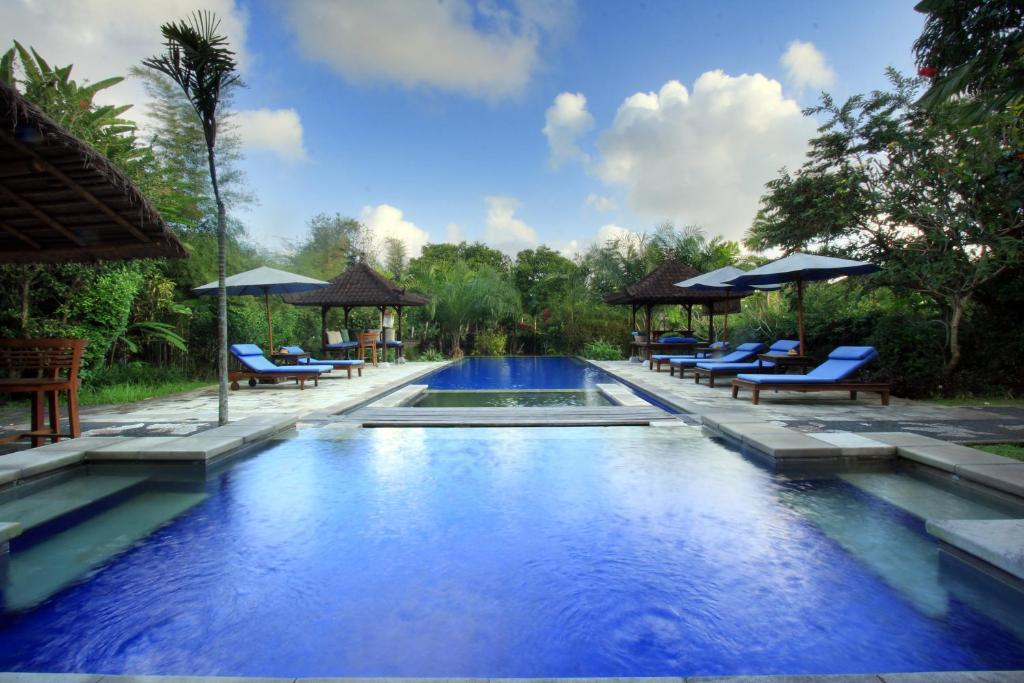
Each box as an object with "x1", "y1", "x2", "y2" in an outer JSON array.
[
  {"x1": 79, "y1": 379, "x2": 214, "y2": 406},
  {"x1": 973, "y1": 443, "x2": 1024, "y2": 463}
]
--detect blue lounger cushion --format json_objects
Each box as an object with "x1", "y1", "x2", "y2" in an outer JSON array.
[
  {"x1": 325, "y1": 341, "x2": 359, "y2": 350},
  {"x1": 657, "y1": 335, "x2": 698, "y2": 343},
  {"x1": 677, "y1": 342, "x2": 767, "y2": 367},
  {"x1": 230, "y1": 344, "x2": 332, "y2": 374},
  {"x1": 736, "y1": 346, "x2": 878, "y2": 384},
  {"x1": 279, "y1": 346, "x2": 365, "y2": 367},
  {"x1": 767, "y1": 339, "x2": 800, "y2": 353}
]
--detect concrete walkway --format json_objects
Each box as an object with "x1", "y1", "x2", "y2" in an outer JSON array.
[
  {"x1": 592, "y1": 360, "x2": 1024, "y2": 444},
  {"x1": 0, "y1": 361, "x2": 447, "y2": 452}
]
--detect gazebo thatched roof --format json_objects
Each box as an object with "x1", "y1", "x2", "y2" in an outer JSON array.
[
  {"x1": 283, "y1": 262, "x2": 431, "y2": 308},
  {"x1": 0, "y1": 80, "x2": 187, "y2": 264},
  {"x1": 604, "y1": 260, "x2": 743, "y2": 306}
]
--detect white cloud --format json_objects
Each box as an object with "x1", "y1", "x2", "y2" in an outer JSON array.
[
  {"x1": 543, "y1": 91, "x2": 594, "y2": 169},
  {"x1": 359, "y1": 204, "x2": 432, "y2": 258},
  {"x1": 445, "y1": 223, "x2": 464, "y2": 243},
  {"x1": 0, "y1": 0, "x2": 249, "y2": 123},
  {"x1": 585, "y1": 193, "x2": 617, "y2": 212},
  {"x1": 595, "y1": 72, "x2": 815, "y2": 241},
  {"x1": 780, "y1": 40, "x2": 835, "y2": 90},
  {"x1": 284, "y1": 0, "x2": 573, "y2": 100},
  {"x1": 596, "y1": 224, "x2": 642, "y2": 249},
  {"x1": 234, "y1": 108, "x2": 308, "y2": 161},
  {"x1": 484, "y1": 195, "x2": 538, "y2": 255}
]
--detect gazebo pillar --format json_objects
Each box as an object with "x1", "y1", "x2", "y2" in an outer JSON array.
[
  {"x1": 685, "y1": 304, "x2": 693, "y2": 333},
  {"x1": 320, "y1": 305, "x2": 329, "y2": 352},
  {"x1": 396, "y1": 305, "x2": 404, "y2": 359},
  {"x1": 343, "y1": 306, "x2": 352, "y2": 328},
  {"x1": 706, "y1": 303, "x2": 715, "y2": 342},
  {"x1": 630, "y1": 304, "x2": 637, "y2": 331},
  {"x1": 644, "y1": 303, "x2": 653, "y2": 361}
]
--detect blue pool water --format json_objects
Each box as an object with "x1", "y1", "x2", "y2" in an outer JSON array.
[
  {"x1": 424, "y1": 356, "x2": 615, "y2": 390},
  {"x1": 1, "y1": 427, "x2": 1023, "y2": 677}
]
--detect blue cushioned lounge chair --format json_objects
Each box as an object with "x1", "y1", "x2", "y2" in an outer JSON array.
[
  {"x1": 278, "y1": 346, "x2": 364, "y2": 378},
  {"x1": 691, "y1": 340, "x2": 800, "y2": 387},
  {"x1": 323, "y1": 330, "x2": 359, "y2": 358},
  {"x1": 650, "y1": 341, "x2": 728, "y2": 372},
  {"x1": 668, "y1": 342, "x2": 766, "y2": 377},
  {"x1": 229, "y1": 344, "x2": 333, "y2": 390},
  {"x1": 731, "y1": 346, "x2": 890, "y2": 405}
]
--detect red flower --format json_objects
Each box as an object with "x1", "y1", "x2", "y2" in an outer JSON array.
[{"x1": 917, "y1": 66, "x2": 938, "y2": 79}]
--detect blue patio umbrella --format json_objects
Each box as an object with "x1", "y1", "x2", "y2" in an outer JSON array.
[
  {"x1": 193, "y1": 266, "x2": 328, "y2": 352},
  {"x1": 675, "y1": 265, "x2": 779, "y2": 342},
  {"x1": 723, "y1": 253, "x2": 880, "y2": 354}
]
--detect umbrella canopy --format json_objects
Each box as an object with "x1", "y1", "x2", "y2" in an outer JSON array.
[
  {"x1": 194, "y1": 266, "x2": 328, "y2": 351},
  {"x1": 675, "y1": 266, "x2": 779, "y2": 341},
  {"x1": 724, "y1": 253, "x2": 880, "y2": 354}
]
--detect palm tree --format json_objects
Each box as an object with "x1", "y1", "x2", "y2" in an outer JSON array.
[{"x1": 144, "y1": 11, "x2": 240, "y2": 425}]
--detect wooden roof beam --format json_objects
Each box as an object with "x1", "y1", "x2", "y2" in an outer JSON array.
[
  {"x1": 0, "y1": 131, "x2": 150, "y2": 243},
  {"x1": 0, "y1": 183, "x2": 85, "y2": 246},
  {"x1": 0, "y1": 221, "x2": 40, "y2": 249}
]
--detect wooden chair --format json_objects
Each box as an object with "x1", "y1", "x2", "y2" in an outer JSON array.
[
  {"x1": 0, "y1": 338, "x2": 88, "y2": 447},
  {"x1": 357, "y1": 332, "x2": 378, "y2": 367}
]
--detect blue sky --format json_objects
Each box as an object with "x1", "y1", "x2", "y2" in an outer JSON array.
[{"x1": 2, "y1": 0, "x2": 924, "y2": 258}]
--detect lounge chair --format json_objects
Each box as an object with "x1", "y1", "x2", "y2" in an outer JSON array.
[
  {"x1": 650, "y1": 341, "x2": 728, "y2": 372},
  {"x1": 278, "y1": 346, "x2": 364, "y2": 378},
  {"x1": 731, "y1": 346, "x2": 890, "y2": 405},
  {"x1": 228, "y1": 344, "x2": 333, "y2": 390},
  {"x1": 668, "y1": 342, "x2": 766, "y2": 377},
  {"x1": 324, "y1": 330, "x2": 358, "y2": 357},
  {"x1": 692, "y1": 340, "x2": 800, "y2": 386}
]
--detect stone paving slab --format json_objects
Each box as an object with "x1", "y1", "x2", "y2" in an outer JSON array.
[
  {"x1": 743, "y1": 432, "x2": 844, "y2": 459},
  {"x1": 879, "y1": 672, "x2": 1024, "y2": 682},
  {"x1": 860, "y1": 432, "x2": 949, "y2": 447},
  {"x1": 369, "y1": 384, "x2": 427, "y2": 408},
  {"x1": 955, "y1": 463, "x2": 1024, "y2": 499},
  {"x1": 927, "y1": 519, "x2": 1024, "y2": 581},
  {"x1": 896, "y1": 444, "x2": 1016, "y2": 473},
  {"x1": 597, "y1": 383, "x2": 651, "y2": 407},
  {"x1": 136, "y1": 434, "x2": 245, "y2": 461},
  {"x1": 689, "y1": 676, "x2": 880, "y2": 682},
  {"x1": 0, "y1": 521, "x2": 21, "y2": 543},
  {"x1": 810, "y1": 432, "x2": 895, "y2": 457}
]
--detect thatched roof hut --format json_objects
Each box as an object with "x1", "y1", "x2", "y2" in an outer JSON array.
[{"x1": 0, "y1": 80, "x2": 186, "y2": 264}]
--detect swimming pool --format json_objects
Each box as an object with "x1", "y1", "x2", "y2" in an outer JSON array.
[
  {"x1": 1, "y1": 426, "x2": 1022, "y2": 677},
  {"x1": 415, "y1": 356, "x2": 651, "y2": 408}
]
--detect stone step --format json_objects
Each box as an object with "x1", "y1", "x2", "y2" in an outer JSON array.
[
  {"x1": 2, "y1": 489, "x2": 206, "y2": 612},
  {"x1": 0, "y1": 473, "x2": 147, "y2": 536}
]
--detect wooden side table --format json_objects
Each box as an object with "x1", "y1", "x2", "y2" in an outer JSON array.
[
  {"x1": 271, "y1": 351, "x2": 310, "y2": 366},
  {"x1": 757, "y1": 353, "x2": 812, "y2": 374}
]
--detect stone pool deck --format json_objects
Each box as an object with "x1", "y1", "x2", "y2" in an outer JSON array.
[{"x1": 591, "y1": 361, "x2": 1024, "y2": 443}]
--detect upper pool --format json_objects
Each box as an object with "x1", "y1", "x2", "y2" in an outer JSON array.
[
  {"x1": 415, "y1": 356, "x2": 630, "y2": 408},
  {"x1": 1, "y1": 426, "x2": 1023, "y2": 677},
  {"x1": 423, "y1": 356, "x2": 615, "y2": 390}
]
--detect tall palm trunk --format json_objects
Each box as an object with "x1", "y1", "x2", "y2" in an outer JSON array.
[{"x1": 205, "y1": 130, "x2": 229, "y2": 425}]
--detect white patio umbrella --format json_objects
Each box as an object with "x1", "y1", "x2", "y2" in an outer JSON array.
[
  {"x1": 193, "y1": 266, "x2": 328, "y2": 351},
  {"x1": 675, "y1": 265, "x2": 779, "y2": 342},
  {"x1": 723, "y1": 253, "x2": 880, "y2": 355}
]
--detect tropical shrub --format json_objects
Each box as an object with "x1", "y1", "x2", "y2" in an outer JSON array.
[
  {"x1": 582, "y1": 339, "x2": 625, "y2": 360},
  {"x1": 471, "y1": 329, "x2": 507, "y2": 356}
]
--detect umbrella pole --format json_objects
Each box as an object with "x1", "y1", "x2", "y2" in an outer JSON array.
[
  {"x1": 797, "y1": 279, "x2": 805, "y2": 355},
  {"x1": 265, "y1": 290, "x2": 274, "y2": 352}
]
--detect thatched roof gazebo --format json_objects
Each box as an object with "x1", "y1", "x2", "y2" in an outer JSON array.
[
  {"x1": 283, "y1": 262, "x2": 431, "y2": 354},
  {"x1": 0, "y1": 80, "x2": 186, "y2": 264},
  {"x1": 604, "y1": 260, "x2": 748, "y2": 342}
]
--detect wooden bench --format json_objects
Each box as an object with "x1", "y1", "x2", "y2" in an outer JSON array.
[
  {"x1": 0, "y1": 338, "x2": 87, "y2": 447},
  {"x1": 730, "y1": 378, "x2": 891, "y2": 405}
]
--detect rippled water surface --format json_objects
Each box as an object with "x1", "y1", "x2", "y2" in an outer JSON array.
[{"x1": 1, "y1": 426, "x2": 1024, "y2": 677}]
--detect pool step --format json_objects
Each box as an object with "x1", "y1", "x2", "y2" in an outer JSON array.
[
  {"x1": 1, "y1": 489, "x2": 206, "y2": 612},
  {"x1": 0, "y1": 474, "x2": 148, "y2": 546},
  {"x1": 840, "y1": 472, "x2": 1020, "y2": 523},
  {"x1": 349, "y1": 405, "x2": 675, "y2": 427}
]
